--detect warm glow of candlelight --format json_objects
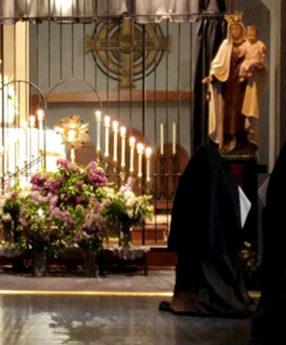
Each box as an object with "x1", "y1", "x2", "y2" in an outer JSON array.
[
  {"x1": 129, "y1": 137, "x2": 136, "y2": 173},
  {"x1": 146, "y1": 147, "x2": 152, "y2": 183},
  {"x1": 120, "y1": 127, "x2": 126, "y2": 168},
  {"x1": 37, "y1": 109, "x2": 45, "y2": 122},
  {"x1": 29, "y1": 115, "x2": 36, "y2": 128},
  {"x1": 104, "y1": 116, "x2": 110, "y2": 127},
  {"x1": 146, "y1": 147, "x2": 152, "y2": 158},
  {"x1": 112, "y1": 121, "x2": 119, "y2": 132},
  {"x1": 120, "y1": 126, "x2": 126, "y2": 137},
  {"x1": 95, "y1": 110, "x2": 101, "y2": 121},
  {"x1": 129, "y1": 137, "x2": 136, "y2": 146},
  {"x1": 113, "y1": 121, "x2": 119, "y2": 162},
  {"x1": 137, "y1": 143, "x2": 144, "y2": 178},
  {"x1": 137, "y1": 143, "x2": 144, "y2": 154}
]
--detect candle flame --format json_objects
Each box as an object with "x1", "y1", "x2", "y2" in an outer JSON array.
[
  {"x1": 104, "y1": 116, "x2": 110, "y2": 127},
  {"x1": 129, "y1": 137, "x2": 136, "y2": 146},
  {"x1": 120, "y1": 126, "x2": 126, "y2": 137},
  {"x1": 112, "y1": 121, "x2": 119, "y2": 131},
  {"x1": 137, "y1": 143, "x2": 144, "y2": 154},
  {"x1": 95, "y1": 110, "x2": 101, "y2": 121},
  {"x1": 146, "y1": 147, "x2": 152, "y2": 158},
  {"x1": 37, "y1": 109, "x2": 45, "y2": 121}
]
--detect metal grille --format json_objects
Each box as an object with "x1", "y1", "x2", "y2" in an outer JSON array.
[{"x1": 0, "y1": 7, "x2": 224, "y2": 245}]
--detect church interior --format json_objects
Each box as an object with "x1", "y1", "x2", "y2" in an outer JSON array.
[{"x1": 0, "y1": 0, "x2": 284, "y2": 344}]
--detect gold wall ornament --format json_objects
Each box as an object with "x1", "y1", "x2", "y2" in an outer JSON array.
[
  {"x1": 225, "y1": 11, "x2": 244, "y2": 26},
  {"x1": 85, "y1": 17, "x2": 170, "y2": 88},
  {"x1": 55, "y1": 115, "x2": 89, "y2": 163}
]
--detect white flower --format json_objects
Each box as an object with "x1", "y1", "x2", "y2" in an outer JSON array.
[
  {"x1": 124, "y1": 190, "x2": 136, "y2": 207},
  {"x1": 126, "y1": 209, "x2": 134, "y2": 219},
  {"x1": 2, "y1": 213, "x2": 12, "y2": 222}
]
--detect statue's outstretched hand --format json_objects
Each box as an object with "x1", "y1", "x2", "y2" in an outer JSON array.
[{"x1": 202, "y1": 75, "x2": 213, "y2": 84}]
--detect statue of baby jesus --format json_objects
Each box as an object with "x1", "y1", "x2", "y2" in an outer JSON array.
[{"x1": 239, "y1": 25, "x2": 266, "y2": 82}]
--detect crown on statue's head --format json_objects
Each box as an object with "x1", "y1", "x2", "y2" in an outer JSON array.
[{"x1": 225, "y1": 11, "x2": 243, "y2": 26}]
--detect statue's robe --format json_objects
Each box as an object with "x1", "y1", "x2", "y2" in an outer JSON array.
[
  {"x1": 208, "y1": 33, "x2": 261, "y2": 150},
  {"x1": 167, "y1": 141, "x2": 251, "y2": 316}
]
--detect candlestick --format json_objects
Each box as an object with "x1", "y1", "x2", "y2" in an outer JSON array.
[
  {"x1": 37, "y1": 109, "x2": 44, "y2": 156},
  {"x1": 137, "y1": 143, "x2": 144, "y2": 178},
  {"x1": 145, "y1": 147, "x2": 152, "y2": 183},
  {"x1": 160, "y1": 122, "x2": 164, "y2": 155},
  {"x1": 112, "y1": 121, "x2": 119, "y2": 162},
  {"x1": 120, "y1": 126, "x2": 126, "y2": 168},
  {"x1": 104, "y1": 116, "x2": 110, "y2": 157},
  {"x1": 172, "y1": 121, "x2": 176, "y2": 155},
  {"x1": 95, "y1": 110, "x2": 101, "y2": 152},
  {"x1": 129, "y1": 137, "x2": 136, "y2": 173}
]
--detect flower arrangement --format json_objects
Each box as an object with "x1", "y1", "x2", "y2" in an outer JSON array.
[{"x1": 99, "y1": 177, "x2": 154, "y2": 248}]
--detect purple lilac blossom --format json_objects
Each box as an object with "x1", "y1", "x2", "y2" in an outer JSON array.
[
  {"x1": 56, "y1": 158, "x2": 73, "y2": 172},
  {"x1": 50, "y1": 207, "x2": 75, "y2": 228}
]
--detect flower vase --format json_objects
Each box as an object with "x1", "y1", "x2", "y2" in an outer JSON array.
[
  {"x1": 119, "y1": 226, "x2": 132, "y2": 249},
  {"x1": 1, "y1": 221, "x2": 14, "y2": 243},
  {"x1": 83, "y1": 248, "x2": 97, "y2": 277},
  {"x1": 32, "y1": 249, "x2": 46, "y2": 277}
]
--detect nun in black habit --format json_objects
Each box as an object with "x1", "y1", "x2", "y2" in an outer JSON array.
[
  {"x1": 250, "y1": 141, "x2": 286, "y2": 344},
  {"x1": 160, "y1": 141, "x2": 251, "y2": 317}
]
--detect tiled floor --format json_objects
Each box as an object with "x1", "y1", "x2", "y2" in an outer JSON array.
[{"x1": 0, "y1": 271, "x2": 252, "y2": 345}]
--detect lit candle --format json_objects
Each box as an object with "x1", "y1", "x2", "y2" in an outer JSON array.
[
  {"x1": 37, "y1": 109, "x2": 45, "y2": 155},
  {"x1": 160, "y1": 122, "x2": 164, "y2": 155},
  {"x1": 112, "y1": 121, "x2": 119, "y2": 162},
  {"x1": 29, "y1": 115, "x2": 36, "y2": 128},
  {"x1": 129, "y1": 137, "x2": 136, "y2": 173},
  {"x1": 172, "y1": 121, "x2": 176, "y2": 155},
  {"x1": 95, "y1": 110, "x2": 101, "y2": 152},
  {"x1": 146, "y1": 147, "x2": 152, "y2": 183},
  {"x1": 137, "y1": 143, "x2": 144, "y2": 178},
  {"x1": 104, "y1": 116, "x2": 110, "y2": 157},
  {"x1": 120, "y1": 126, "x2": 126, "y2": 168}
]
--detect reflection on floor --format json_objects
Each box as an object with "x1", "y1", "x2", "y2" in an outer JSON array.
[{"x1": 0, "y1": 271, "x2": 252, "y2": 345}]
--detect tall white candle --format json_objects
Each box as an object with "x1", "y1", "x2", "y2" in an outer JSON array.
[
  {"x1": 95, "y1": 110, "x2": 101, "y2": 152},
  {"x1": 112, "y1": 121, "x2": 119, "y2": 162},
  {"x1": 160, "y1": 122, "x2": 164, "y2": 155},
  {"x1": 120, "y1": 126, "x2": 126, "y2": 168},
  {"x1": 37, "y1": 109, "x2": 45, "y2": 155},
  {"x1": 146, "y1": 147, "x2": 152, "y2": 183},
  {"x1": 137, "y1": 143, "x2": 144, "y2": 178},
  {"x1": 129, "y1": 137, "x2": 136, "y2": 173},
  {"x1": 104, "y1": 116, "x2": 110, "y2": 157},
  {"x1": 172, "y1": 121, "x2": 176, "y2": 155}
]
